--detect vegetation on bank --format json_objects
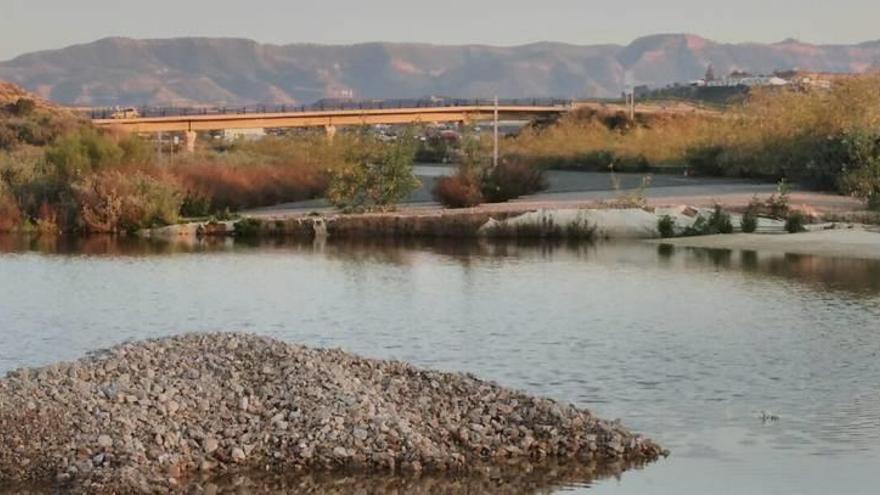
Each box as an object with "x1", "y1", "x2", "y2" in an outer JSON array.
[
  {"x1": 656, "y1": 183, "x2": 815, "y2": 237},
  {"x1": 431, "y1": 127, "x2": 547, "y2": 209},
  {"x1": 506, "y1": 75, "x2": 880, "y2": 210},
  {"x1": 0, "y1": 103, "x2": 422, "y2": 233},
  {"x1": 3, "y1": 75, "x2": 880, "y2": 235}
]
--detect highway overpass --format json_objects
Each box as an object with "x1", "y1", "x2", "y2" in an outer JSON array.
[{"x1": 90, "y1": 100, "x2": 572, "y2": 152}]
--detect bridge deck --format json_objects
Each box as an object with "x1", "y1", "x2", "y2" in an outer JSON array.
[{"x1": 92, "y1": 105, "x2": 570, "y2": 133}]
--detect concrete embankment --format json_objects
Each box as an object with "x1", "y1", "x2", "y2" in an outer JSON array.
[
  {"x1": 138, "y1": 206, "x2": 880, "y2": 260},
  {"x1": 0, "y1": 333, "x2": 666, "y2": 493},
  {"x1": 141, "y1": 207, "x2": 680, "y2": 241}
]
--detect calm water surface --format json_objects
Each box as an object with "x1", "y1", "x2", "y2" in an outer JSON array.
[{"x1": 1, "y1": 236, "x2": 879, "y2": 494}]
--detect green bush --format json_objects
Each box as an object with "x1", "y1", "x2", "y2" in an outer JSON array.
[
  {"x1": 683, "y1": 205, "x2": 734, "y2": 236},
  {"x1": 180, "y1": 189, "x2": 213, "y2": 218},
  {"x1": 327, "y1": 132, "x2": 420, "y2": 211},
  {"x1": 657, "y1": 215, "x2": 676, "y2": 238},
  {"x1": 45, "y1": 128, "x2": 124, "y2": 179},
  {"x1": 839, "y1": 132, "x2": 880, "y2": 210},
  {"x1": 740, "y1": 209, "x2": 759, "y2": 233},
  {"x1": 785, "y1": 211, "x2": 808, "y2": 233},
  {"x1": 233, "y1": 217, "x2": 262, "y2": 237}
]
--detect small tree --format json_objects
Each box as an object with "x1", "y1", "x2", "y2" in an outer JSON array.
[
  {"x1": 327, "y1": 129, "x2": 420, "y2": 211},
  {"x1": 840, "y1": 131, "x2": 880, "y2": 210}
]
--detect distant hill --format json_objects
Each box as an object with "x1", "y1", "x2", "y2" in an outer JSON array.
[{"x1": 1, "y1": 34, "x2": 878, "y2": 106}]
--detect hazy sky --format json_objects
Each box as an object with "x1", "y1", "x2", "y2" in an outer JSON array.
[{"x1": 2, "y1": 0, "x2": 878, "y2": 61}]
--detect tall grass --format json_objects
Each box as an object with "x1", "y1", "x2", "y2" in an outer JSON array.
[
  {"x1": 506, "y1": 107, "x2": 715, "y2": 171},
  {"x1": 171, "y1": 134, "x2": 345, "y2": 212},
  {"x1": 506, "y1": 75, "x2": 880, "y2": 209}
]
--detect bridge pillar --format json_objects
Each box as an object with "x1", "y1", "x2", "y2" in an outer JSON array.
[
  {"x1": 184, "y1": 131, "x2": 197, "y2": 153},
  {"x1": 324, "y1": 124, "x2": 337, "y2": 140}
]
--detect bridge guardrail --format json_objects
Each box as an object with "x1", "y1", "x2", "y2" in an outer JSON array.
[{"x1": 86, "y1": 98, "x2": 573, "y2": 120}]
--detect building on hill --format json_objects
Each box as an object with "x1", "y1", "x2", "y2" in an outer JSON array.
[{"x1": 702, "y1": 75, "x2": 789, "y2": 88}]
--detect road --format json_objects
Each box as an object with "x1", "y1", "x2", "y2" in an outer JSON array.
[{"x1": 246, "y1": 165, "x2": 862, "y2": 217}]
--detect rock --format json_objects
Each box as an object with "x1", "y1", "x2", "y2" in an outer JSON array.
[
  {"x1": 0, "y1": 333, "x2": 665, "y2": 492},
  {"x1": 203, "y1": 437, "x2": 219, "y2": 454},
  {"x1": 230, "y1": 447, "x2": 246, "y2": 463},
  {"x1": 353, "y1": 427, "x2": 369, "y2": 441},
  {"x1": 97, "y1": 435, "x2": 113, "y2": 449}
]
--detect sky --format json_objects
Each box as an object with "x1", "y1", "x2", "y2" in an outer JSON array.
[{"x1": 1, "y1": 0, "x2": 879, "y2": 61}]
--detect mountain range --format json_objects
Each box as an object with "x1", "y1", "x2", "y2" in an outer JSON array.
[{"x1": 1, "y1": 34, "x2": 878, "y2": 107}]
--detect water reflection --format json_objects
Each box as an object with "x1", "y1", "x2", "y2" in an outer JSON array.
[
  {"x1": 2, "y1": 234, "x2": 877, "y2": 295},
  {"x1": 0, "y1": 460, "x2": 653, "y2": 495},
  {"x1": 656, "y1": 244, "x2": 880, "y2": 294},
  {"x1": 190, "y1": 460, "x2": 651, "y2": 495}
]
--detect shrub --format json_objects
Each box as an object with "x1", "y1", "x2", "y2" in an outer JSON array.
[
  {"x1": 45, "y1": 127, "x2": 124, "y2": 179},
  {"x1": 433, "y1": 174, "x2": 483, "y2": 208},
  {"x1": 8, "y1": 98, "x2": 36, "y2": 117},
  {"x1": 657, "y1": 215, "x2": 676, "y2": 238},
  {"x1": 764, "y1": 180, "x2": 791, "y2": 218},
  {"x1": 0, "y1": 190, "x2": 23, "y2": 232},
  {"x1": 685, "y1": 145, "x2": 726, "y2": 176},
  {"x1": 233, "y1": 217, "x2": 262, "y2": 237},
  {"x1": 683, "y1": 205, "x2": 734, "y2": 236},
  {"x1": 180, "y1": 189, "x2": 213, "y2": 218},
  {"x1": 785, "y1": 211, "x2": 808, "y2": 233},
  {"x1": 0, "y1": 126, "x2": 18, "y2": 151},
  {"x1": 73, "y1": 170, "x2": 182, "y2": 233},
  {"x1": 844, "y1": 165, "x2": 880, "y2": 210},
  {"x1": 327, "y1": 132, "x2": 420, "y2": 211},
  {"x1": 839, "y1": 136, "x2": 880, "y2": 210},
  {"x1": 740, "y1": 208, "x2": 759, "y2": 233},
  {"x1": 710, "y1": 205, "x2": 734, "y2": 234},
  {"x1": 481, "y1": 159, "x2": 547, "y2": 203}
]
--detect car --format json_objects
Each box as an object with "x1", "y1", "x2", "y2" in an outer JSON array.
[{"x1": 110, "y1": 107, "x2": 139, "y2": 119}]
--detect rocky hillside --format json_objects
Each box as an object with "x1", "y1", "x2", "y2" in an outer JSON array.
[
  {"x1": 1, "y1": 34, "x2": 878, "y2": 106},
  {"x1": 0, "y1": 81, "x2": 80, "y2": 151},
  {"x1": 0, "y1": 80, "x2": 59, "y2": 110}
]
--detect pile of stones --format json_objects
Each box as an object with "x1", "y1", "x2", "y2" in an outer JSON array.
[{"x1": 0, "y1": 333, "x2": 666, "y2": 492}]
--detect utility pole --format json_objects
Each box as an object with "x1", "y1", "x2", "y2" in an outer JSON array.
[
  {"x1": 628, "y1": 88, "x2": 635, "y2": 122},
  {"x1": 493, "y1": 95, "x2": 499, "y2": 168},
  {"x1": 156, "y1": 131, "x2": 163, "y2": 164}
]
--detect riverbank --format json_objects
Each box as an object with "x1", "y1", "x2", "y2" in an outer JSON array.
[
  {"x1": 656, "y1": 227, "x2": 880, "y2": 261},
  {"x1": 0, "y1": 333, "x2": 665, "y2": 493}
]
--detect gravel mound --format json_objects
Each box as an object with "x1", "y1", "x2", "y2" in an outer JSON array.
[{"x1": 0, "y1": 333, "x2": 665, "y2": 492}]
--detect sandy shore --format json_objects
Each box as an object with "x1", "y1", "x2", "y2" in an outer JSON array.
[{"x1": 656, "y1": 228, "x2": 880, "y2": 260}]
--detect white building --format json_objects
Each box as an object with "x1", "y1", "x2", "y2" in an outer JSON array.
[{"x1": 220, "y1": 128, "x2": 266, "y2": 142}]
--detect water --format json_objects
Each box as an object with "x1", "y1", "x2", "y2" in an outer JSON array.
[{"x1": 1, "y1": 236, "x2": 879, "y2": 494}]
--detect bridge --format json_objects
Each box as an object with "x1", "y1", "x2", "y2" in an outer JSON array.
[{"x1": 89, "y1": 99, "x2": 572, "y2": 152}]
